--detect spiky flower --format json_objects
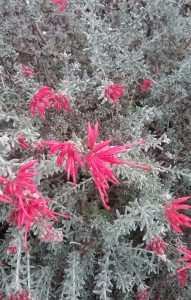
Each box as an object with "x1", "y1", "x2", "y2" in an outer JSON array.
[
  {"x1": 42, "y1": 141, "x2": 84, "y2": 186},
  {"x1": 0, "y1": 160, "x2": 66, "y2": 250},
  {"x1": 22, "y1": 64, "x2": 34, "y2": 78},
  {"x1": 104, "y1": 83, "x2": 124, "y2": 104},
  {"x1": 17, "y1": 135, "x2": 30, "y2": 150},
  {"x1": 51, "y1": 0, "x2": 68, "y2": 12},
  {"x1": 176, "y1": 267, "x2": 189, "y2": 287},
  {"x1": 177, "y1": 245, "x2": 191, "y2": 271},
  {"x1": 49, "y1": 93, "x2": 70, "y2": 111},
  {"x1": 140, "y1": 79, "x2": 153, "y2": 93},
  {"x1": 85, "y1": 121, "x2": 150, "y2": 210},
  {"x1": 163, "y1": 196, "x2": 191, "y2": 234},
  {"x1": 30, "y1": 86, "x2": 53, "y2": 119},
  {"x1": 146, "y1": 237, "x2": 168, "y2": 256}
]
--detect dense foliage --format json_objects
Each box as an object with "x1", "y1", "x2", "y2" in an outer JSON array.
[{"x1": 0, "y1": 0, "x2": 191, "y2": 299}]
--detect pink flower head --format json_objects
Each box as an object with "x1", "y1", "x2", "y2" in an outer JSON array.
[
  {"x1": 42, "y1": 122, "x2": 150, "y2": 210},
  {"x1": 85, "y1": 122, "x2": 150, "y2": 210},
  {"x1": 146, "y1": 237, "x2": 168, "y2": 256},
  {"x1": 163, "y1": 196, "x2": 191, "y2": 234},
  {"x1": 4, "y1": 160, "x2": 40, "y2": 196},
  {"x1": 62, "y1": 213, "x2": 71, "y2": 219},
  {"x1": 30, "y1": 86, "x2": 53, "y2": 119},
  {"x1": 8, "y1": 289, "x2": 30, "y2": 300},
  {"x1": 140, "y1": 79, "x2": 153, "y2": 93},
  {"x1": 51, "y1": 0, "x2": 68, "y2": 12},
  {"x1": 176, "y1": 267, "x2": 189, "y2": 287},
  {"x1": 7, "y1": 193, "x2": 61, "y2": 250},
  {"x1": 0, "y1": 192, "x2": 12, "y2": 204},
  {"x1": 104, "y1": 83, "x2": 124, "y2": 104},
  {"x1": 0, "y1": 160, "x2": 67, "y2": 251},
  {"x1": 34, "y1": 141, "x2": 45, "y2": 153},
  {"x1": 0, "y1": 292, "x2": 5, "y2": 300},
  {"x1": 0, "y1": 176, "x2": 8, "y2": 185},
  {"x1": 177, "y1": 245, "x2": 191, "y2": 271},
  {"x1": 49, "y1": 92, "x2": 70, "y2": 111},
  {"x1": 22, "y1": 64, "x2": 34, "y2": 78},
  {"x1": 7, "y1": 245, "x2": 17, "y2": 254},
  {"x1": 17, "y1": 135, "x2": 30, "y2": 150},
  {"x1": 42, "y1": 141, "x2": 83, "y2": 186},
  {"x1": 136, "y1": 289, "x2": 150, "y2": 300}
]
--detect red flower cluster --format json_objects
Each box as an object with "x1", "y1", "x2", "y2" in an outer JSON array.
[
  {"x1": 146, "y1": 237, "x2": 168, "y2": 256},
  {"x1": 176, "y1": 267, "x2": 189, "y2": 287},
  {"x1": 8, "y1": 289, "x2": 30, "y2": 300},
  {"x1": 42, "y1": 141, "x2": 84, "y2": 186},
  {"x1": 104, "y1": 83, "x2": 124, "y2": 104},
  {"x1": 30, "y1": 86, "x2": 52, "y2": 119},
  {"x1": 17, "y1": 135, "x2": 30, "y2": 150},
  {"x1": 177, "y1": 245, "x2": 191, "y2": 271},
  {"x1": 22, "y1": 64, "x2": 34, "y2": 78},
  {"x1": 43, "y1": 121, "x2": 150, "y2": 210},
  {"x1": 163, "y1": 196, "x2": 191, "y2": 234},
  {"x1": 51, "y1": 0, "x2": 68, "y2": 12},
  {"x1": 140, "y1": 79, "x2": 153, "y2": 93},
  {"x1": 30, "y1": 86, "x2": 70, "y2": 119},
  {"x1": 33, "y1": 141, "x2": 45, "y2": 154},
  {"x1": 0, "y1": 160, "x2": 65, "y2": 250},
  {"x1": 49, "y1": 93, "x2": 70, "y2": 111},
  {"x1": 7, "y1": 245, "x2": 17, "y2": 254},
  {"x1": 0, "y1": 292, "x2": 5, "y2": 300},
  {"x1": 136, "y1": 289, "x2": 150, "y2": 300},
  {"x1": 85, "y1": 122, "x2": 150, "y2": 210}
]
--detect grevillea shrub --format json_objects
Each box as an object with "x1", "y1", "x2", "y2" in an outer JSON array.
[{"x1": 0, "y1": 0, "x2": 191, "y2": 299}]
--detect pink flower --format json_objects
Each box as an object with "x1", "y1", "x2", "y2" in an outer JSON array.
[
  {"x1": 146, "y1": 237, "x2": 168, "y2": 256},
  {"x1": 104, "y1": 83, "x2": 124, "y2": 104},
  {"x1": 42, "y1": 122, "x2": 150, "y2": 210},
  {"x1": 0, "y1": 192, "x2": 12, "y2": 204},
  {"x1": 7, "y1": 246, "x2": 17, "y2": 254},
  {"x1": 51, "y1": 0, "x2": 68, "y2": 12},
  {"x1": 136, "y1": 289, "x2": 150, "y2": 300},
  {"x1": 22, "y1": 64, "x2": 34, "y2": 78},
  {"x1": 30, "y1": 86, "x2": 53, "y2": 119},
  {"x1": 140, "y1": 79, "x2": 153, "y2": 93},
  {"x1": 163, "y1": 196, "x2": 191, "y2": 234},
  {"x1": 4, "y1": 160, "x2": 39, "y2": 196},
  {"x1": 7, "y1": 191, "x2": 66, "y2": 251},
  {"x1": 33, "y1": 141, "x2": 45, "y2": 153},
  {"x1": 85, "y1": 122, "x2": 150, "y2": 210},
  {"x1": 177, "y1": 245, "x2": 191, "y2": 270},
  {"x1": 0, "y1": 177, "x2": 8, "y2": 184},
  {"x1": 62, "y1": 213, "x2": 71, "y2": 219},
  {"x1": 49, "y1": 93, "x2": 70, "y2": 111},
  {"x1": 0, "y1": 292, "x2": 5, "y2": 300},
  {"x1": 30, "y1": 87, "x2": 71, "y2": 118},
  {"x1": 176, "y1": 267, "x2": 189, "y2": 287},
  {"x1": 8, "y1": 289, "x2": 30, "y2": 300},
  {"x1": 17, "y1": 135, "x2": 30, "y2": 150},
  {"x1": 0, "y1": 160, "x2": 68, "y2": 250},
  {"x1": 42, "y1": 141, "x2": 83, "y2": 186}
]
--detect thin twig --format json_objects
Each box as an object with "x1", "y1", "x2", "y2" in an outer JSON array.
[
  {"x1": 15, "y1": 234, "x2": 22, "y2": 291},
  {"x1": 27, "y1": 252, "x2": 31, "y2": 298},
  {"x1": 54, "y1": 178, "x2": 92, "y2": 201},
  {"x1": 35, "y1": 22, "x2": 47, "y2": 44}
]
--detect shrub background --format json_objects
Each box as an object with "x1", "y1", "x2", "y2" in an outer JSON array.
[{"x1": 0, "y1": 0, "x2": 191, "y2": 299}]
